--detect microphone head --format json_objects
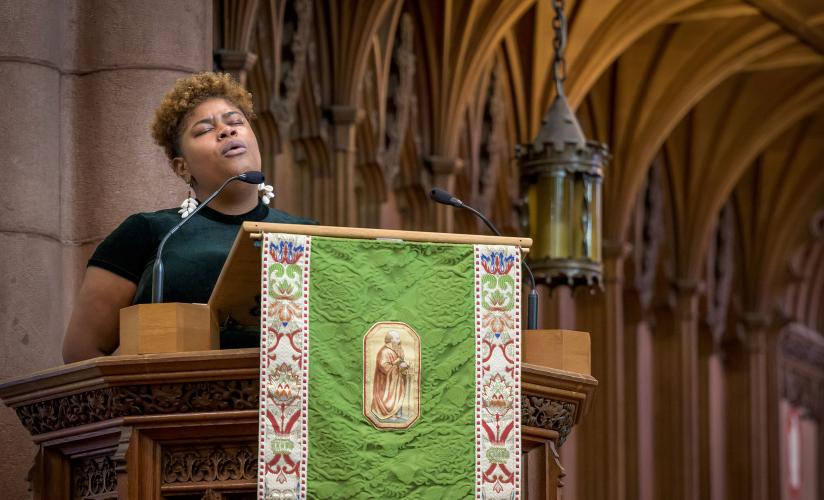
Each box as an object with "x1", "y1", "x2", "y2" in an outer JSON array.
[
  {"x1": 430, "y1": 188, "x2": 463, "y2": 207},
  {"x1": 239, "y1": 171, "x2": 265, "y2": 184}
]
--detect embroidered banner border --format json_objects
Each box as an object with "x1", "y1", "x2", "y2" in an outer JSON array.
[
  {"x1": 475, "y1": 244, "x2": 522, "y2": 499},
  {"x1": 259, "y1": 233, "x2": 311, "y2": 499}
]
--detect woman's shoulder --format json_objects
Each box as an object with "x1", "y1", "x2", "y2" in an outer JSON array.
[
  {"x1": 265, "y1": 207, "x2": 318, "y2": 225},
  {"x1": 111, "y1": 208, "x2": 180, "y2": 236}
]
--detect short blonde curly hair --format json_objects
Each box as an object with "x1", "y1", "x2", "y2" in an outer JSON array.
[{"x1": 151, "y1": 72, "x2": 255, "y2": 161}]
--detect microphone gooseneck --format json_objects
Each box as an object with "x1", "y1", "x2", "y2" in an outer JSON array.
[
  {"x1": 151, "y1": 171, "x2": 265, "y2": 303},
  {"x1": 429, "y1": 188, "x2": 539, "y2": 330}
]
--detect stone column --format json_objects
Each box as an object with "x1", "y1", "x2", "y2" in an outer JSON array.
[
  {"x1": 0, "y1": 4, "x2": 64, "y2": 495},
  {"x1": 573, "y1": 241, "x2": 630, "y2": 500},
  {"x1": 743, "y1": 313, "x2": 770, "y2": 500},
  {"x1": 623, "y1": 291, "x2": 655, "y2": 500},
  {"x1": 326, "y1": 105, "x2": 359, "y2": 227},
  {"x1": 725, "y1": 313, "x2": 772, "y2": 500},
  {"x1": 652, "y1": 279, "x2": 701, "y2": 500},
  {"x1": 698, "y1": 322, "x2": 725, "y2": 500},
  {"x1": 0, "y1": 1, "x2": 211, "y2": 495},
  {"x1": 765, "y1": 324, "x2": 783, "y2": 500},
  {"x1": 425, "y1": 156, "x2": 461, "y2": 233}
]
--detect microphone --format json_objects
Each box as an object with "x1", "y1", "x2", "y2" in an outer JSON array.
[
  {"x1": 429, "y1": 188, "x2": 539, "y2": 330},
  {"x1": 151, "y1": 171, "x2": 265, "y2": 303}
]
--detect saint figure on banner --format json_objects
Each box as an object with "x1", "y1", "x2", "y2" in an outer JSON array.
[{"x1": 371, "y1": 330, "x2": 410, "y2": 422}]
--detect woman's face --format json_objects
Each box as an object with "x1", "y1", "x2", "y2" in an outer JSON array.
[{"x1": 174, "y1": 97, "x2": 261, "y2": 195}]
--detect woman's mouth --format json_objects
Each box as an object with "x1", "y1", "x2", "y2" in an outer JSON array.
[{"x1": 222, "y1": 140, "x2": 247, "y2": 157}]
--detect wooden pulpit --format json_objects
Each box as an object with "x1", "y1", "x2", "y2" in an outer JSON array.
[{"x1": 0, "y1": 224, "x2": 597, "y2": 499}]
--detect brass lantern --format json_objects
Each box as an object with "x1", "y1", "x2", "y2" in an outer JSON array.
[{"x1": 517, "y1": 0, "x2": 609, "y2": 288}]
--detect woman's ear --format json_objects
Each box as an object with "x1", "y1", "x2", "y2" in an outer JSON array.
[{"x1": 172, "y1": 157, "x2": 191, "y2": 184}]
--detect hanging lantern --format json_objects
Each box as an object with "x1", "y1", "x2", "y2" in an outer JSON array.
[{"x1": 517, "y1": 0, "x2": 609, "y2": 288}]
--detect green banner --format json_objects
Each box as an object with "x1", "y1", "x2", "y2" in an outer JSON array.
[
  {"x1": 307, "y1": 237, "x2": 475, "y2": 499},
  {"x1": 258, "y1": 233, "x2": 522, "y2": 499}
]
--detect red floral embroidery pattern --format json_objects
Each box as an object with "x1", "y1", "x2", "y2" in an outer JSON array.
[
  {"x1": 259, "y1": 234, "x2": 311, "y2": 499},
  {"x1": 475, "y1": 245, "x2": 521, "y2": 499}
]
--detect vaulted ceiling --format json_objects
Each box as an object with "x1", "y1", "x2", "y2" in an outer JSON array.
[{"x1": 215, "y1": 0, "x2": 824, "y2": 323}]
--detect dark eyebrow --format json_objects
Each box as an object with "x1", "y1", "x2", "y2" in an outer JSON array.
[{"x1": 222, "y1": 111, "x2": 243, "y2": 120}]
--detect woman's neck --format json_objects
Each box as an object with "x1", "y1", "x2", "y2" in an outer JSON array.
[{"x1": 196, "y1": 184, "x2": 260, "y2": 215}]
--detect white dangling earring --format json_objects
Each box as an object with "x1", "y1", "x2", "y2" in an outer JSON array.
[
  {"x1": 258, "y1": 182, "x2": 275, "y2": 205},
  {"x1": 179, "y1": 186, "x2": 198, "y2": 218}
]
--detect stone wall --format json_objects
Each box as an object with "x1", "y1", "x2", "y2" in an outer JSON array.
[{"x1": 0, "y1": 1, "x2": 211, "y2": 495}]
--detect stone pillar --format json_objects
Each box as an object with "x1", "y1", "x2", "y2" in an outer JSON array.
[
  {"x1": 698, "y1": 322, "x2": 725, "y2": 500},
  {"x1": 652, "y1": 279, "x2": 701, "y2": 500},
  {"x1": 0, "y1": 0, "x2": 211, "y2": 495},
  {"x1": 425, "y1": 156, "x2": 461, "y2": 233},
  {"x1": 573, "y1": 241, "x2": 629, "y2": 500},
  {"x1": 0, "y1": 3, "x2": 64, "y2": 495},
  {"x1": 765, "y1": 324, "x2": 782, "y2": 500},
  {"x1": 623, "y1": 292, "x2": 655, "y2": 500},
  {"x1": 326, "y1": 105, "x2": 359, "y2": 227},
  {"x1": 725, "y1": 313, "x2": 772, "y2": 500},
  {"x1": 743, "y1": 313, "x2": 770, "y2": 500}
]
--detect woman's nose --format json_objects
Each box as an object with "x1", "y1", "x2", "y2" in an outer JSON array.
[{"x1": 218, "y1": 126, "x2": 238, "y2": 139}]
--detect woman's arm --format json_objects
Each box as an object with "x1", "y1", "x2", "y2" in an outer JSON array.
[{"x1": 62, "y1": 266, "x2": 137, "y2": 363}]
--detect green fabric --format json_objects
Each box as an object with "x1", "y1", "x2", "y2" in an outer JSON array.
[{"x1": 307, "y1": 237, "x2": 476, "y2": 499}]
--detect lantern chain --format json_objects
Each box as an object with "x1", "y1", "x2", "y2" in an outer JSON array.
[{"x1": 551, "y1": 0, "x2": 568, "y2": 97}]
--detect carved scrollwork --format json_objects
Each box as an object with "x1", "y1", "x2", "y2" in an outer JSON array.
[
  {"x1": 271, "y1": 0, "x2": 312, "y2": 131},
  {"x1": 633, "y1": 161, "x2": 664, "y2": 312},
  {"x1": 521, "y1": 394, "x2": 577, "y2": 444},
  {"x1": 476, "y1": 64, "x2": 506, "y2": 216},
  {"x1": 381, "y1": 13, "x2": 416, "y2": 187},
  {"x1": 783, "y1": 368, "x2": 823, "y2": 421},
  {"x1": 71, "y1": 455, "x2": 117, "y2": 499},
  {"x1": 781, "y1": 323, "x2": 824, "y2": 420},
  {"x1": 15, "y1": 379, "x2": 258, "y2": 435},
  {"x1": 162, "y1": 443, "x2": 257, "y2": 484},
  {"x1": 704, "y1": 203, "x2": 734, "y2": 345}
]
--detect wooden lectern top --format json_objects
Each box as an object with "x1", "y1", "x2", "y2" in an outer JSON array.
[{"x1": 209, "y1": 222, "x2": 532, "y2": 327}]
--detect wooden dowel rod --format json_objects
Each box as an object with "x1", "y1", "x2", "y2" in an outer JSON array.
[{"x1": 244, "y1": 223, "x2": 532, "y2": 249}]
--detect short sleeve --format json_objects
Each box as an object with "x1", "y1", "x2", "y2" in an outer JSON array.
[{"x1": 88, "y1": 214, "x2": 157, "y2": 284}]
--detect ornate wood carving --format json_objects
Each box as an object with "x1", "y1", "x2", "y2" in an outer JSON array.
[
  {"x1": 15, "y1": 379, "x2": 258, "y2": 435},
  {"x1": 15, "y1": 376, "x2": 587, "y2": 451},
  {"x1": 271, "y1": 0, "x2": 312, "y2": 132},
  {"x1": 633, "y1": 161, "x2": 664, "y2": 312},
  {"x1": 476, "y1": 64, "x2": 506, "y2": 218},
  {"x1": 381, "y1": 12, "x2": 416, "y2": 188},
  {"x1": 781, "y1": 323, "x2": 824, "y2": 371},
  {"x1": 201, "y1": 489, "x2": 225, "y2": 500},
  {"x1": 704, "y1": 202, "x2": 735, "y2": 346},
  {"x1": 163, "y1": 443, "x2": 257, "y2": 484},
  {"x1": 2, "y1": 350, "x2": 595, "y2": 500},
  {"x1": 71, "y1": 455, "x2": 117, "y2": 499},
  {"x1": 783, "y1": 368, "x2": 823, "y2": 420},
  {"x1": 521, "y1": 395, "x2": 577, "y2": 445},
  {"x1": 781, "y1": 323, "x2": 824, "y2": 420}
]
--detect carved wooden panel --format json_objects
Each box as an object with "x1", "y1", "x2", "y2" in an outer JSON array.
[
  {"x1": 71, "y1": 455, "x2": 117, "y2": 500},
  {"x1": 162, "y1": 443, "x2": 257, "y2": 485},
  {"x1": 521, "y1": 395, "x2": 577, "y2": 445},
  {"x1": 15, "y1": 380, "x2": 259, "y2": 435}
]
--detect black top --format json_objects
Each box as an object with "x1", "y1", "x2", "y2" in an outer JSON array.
[{"x1": 89, "y1": 201, "x2": 315, "y2": 305}]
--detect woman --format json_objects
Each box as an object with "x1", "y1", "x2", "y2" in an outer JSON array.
[{"x1": 62, "y1": 72, "x2": 313, "y2": 363}]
